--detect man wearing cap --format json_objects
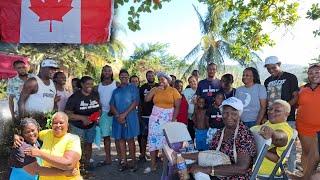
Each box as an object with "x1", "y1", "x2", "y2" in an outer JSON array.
[
  {"x1": 264, "y1": 56, "x2": 299, "y2": 172},
  {"x1": 18, "y1": 59, "x2": 59, "y2": 128},
  {"x1": 7, "y1": 60, "x2": 32, "y2": 123}
]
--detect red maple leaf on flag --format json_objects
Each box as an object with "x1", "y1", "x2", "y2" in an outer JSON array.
[{"x1": 29, "y1": 0, "x2": 73, "y2": 32}]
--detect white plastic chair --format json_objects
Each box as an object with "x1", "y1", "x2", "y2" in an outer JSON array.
[
  {"x1": 257, "y1": 129, "x2": 298, "y2": 180},
  {"x1": 162, "y1": 121, "x2": 192, "y2": 144}
]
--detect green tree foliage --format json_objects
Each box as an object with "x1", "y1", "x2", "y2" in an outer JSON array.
[
  {"x1": 204, "y1": 0, "x2": 299, "y2": 61},
  {"x1": 307, "y1": 3, "x2": 320, "y2": 36},
  {"x1": 123, "y1": 43, "x2": 187, "y2": 81},
  {"x1": 183, "y1": 4, "x2": 262, "y2": 79},
  {"x1": 115, "y1": 0, "x2": 171, "y2": 31}
]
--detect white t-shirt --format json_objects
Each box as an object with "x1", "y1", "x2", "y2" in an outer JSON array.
[
  {"x1": 25, "y1": 76, "x2": 56, "y2": 113},
  {"x1": 98, "y1": 81, "x2": 117, "y2": 112},
  {"x1": 183, "y1": 88, "x2": 197, "y2": 116},
  {"x1": 56, "y1": 89, "x2": 71, "y2": 111}
]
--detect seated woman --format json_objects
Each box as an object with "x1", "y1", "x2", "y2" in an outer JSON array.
[
  {"x1": 10, "y1": 118, "x2": 76, "y2": 180},
  {"x1": 164, "y1": 97, "x2": 257, "y2": 179},
  {"x1": 14, "y1": 112, "x2": 82, "y2": 180},
  {"x1": 251, "y1": 99, "x2": 293, "y2": 176}
]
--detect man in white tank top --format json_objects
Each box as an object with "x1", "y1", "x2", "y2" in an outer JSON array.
[{"x1": 18, "y1": 59, "x2": 59, "y2": 128}]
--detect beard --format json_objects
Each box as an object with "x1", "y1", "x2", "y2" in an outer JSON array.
[{"x1": 147, "y1": 79, "x2": 155, "y2": 84}]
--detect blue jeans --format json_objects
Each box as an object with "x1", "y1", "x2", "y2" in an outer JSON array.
[{"x1": 70, "y1": 124, "x2": 96, "y2": 144}]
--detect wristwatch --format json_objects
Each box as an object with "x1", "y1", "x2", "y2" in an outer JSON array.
[{"x1": 210, "y1": 167, "x2": 215, "y2": 176}]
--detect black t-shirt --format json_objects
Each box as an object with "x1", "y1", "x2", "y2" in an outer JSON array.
[
  {"x1": 65, "y1": 90, "x2": 100, "y2": 129},
  {"x1": 217, "y1": 88, "x2": 236, "y2": 100},
  {"x1": 139, "y1": 83, "x2": 158, "y2": 116},
  {"x1": 206, "y1": 107, "x2": 224, "y2": 129},
  {"x1": 10, "y1": 142, "x2": 37, "y2": 168},
  {"x1": 264, "y1": 72, "x2": 299, "y2": 121}
]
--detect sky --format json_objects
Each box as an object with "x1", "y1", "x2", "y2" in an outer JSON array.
[{"x1": 116, "y1": 0, "x2": 320, "y2": 65}]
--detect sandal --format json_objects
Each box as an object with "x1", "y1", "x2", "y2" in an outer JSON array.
[{"x1": 118, "y1": 161, "x2": 127, "y2": 172}]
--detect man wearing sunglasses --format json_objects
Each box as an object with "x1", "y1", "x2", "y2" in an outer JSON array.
[{"x1": 264, "y1": 56, "x2": 299, "y2": 172}]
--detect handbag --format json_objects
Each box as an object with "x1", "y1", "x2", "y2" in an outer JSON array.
[{"x1": 198, "y1": 123, "x2": 239, "y2": 167}]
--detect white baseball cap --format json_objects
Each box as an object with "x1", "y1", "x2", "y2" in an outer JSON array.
[
  {"x1": 220, "y1": 97, "x2": 244, "y2": 115},
  {"x1": 264, "y1": 56, "x2": 281, "y2": 67},
  {"x1": 41, "y1": 59, "x2": 59, "y2": 68}
]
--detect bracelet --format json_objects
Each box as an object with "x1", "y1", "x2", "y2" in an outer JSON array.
[{"x1": 210, "y1": 166, "x2": 215, "y2": 176}]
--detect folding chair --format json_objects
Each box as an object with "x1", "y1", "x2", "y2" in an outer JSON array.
[
  {"x1": 257, "y1": 129, "x2": 298, "y2": 180},
  {"x1": 162, "y1": 122, "x2": 196, "y2": 178},
  {"x1": 250, "y1": 131, "x2": 272, "y2": 180}
]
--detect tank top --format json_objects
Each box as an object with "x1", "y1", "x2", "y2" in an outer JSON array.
[
  {"x1": 25, "y1": 76, "x2": 56, "y2": 113},
  {"x1": 98, "y1": 81, "x2": 117, "y2": 112}
]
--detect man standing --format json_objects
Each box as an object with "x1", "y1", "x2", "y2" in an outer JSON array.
[
  {"x1": 264, "y1": 56, "x2": 299, "y2": 172},
  {"x1": 18, "y1": 59, "x2": 58, "y2": 128},
  {"x1": 138, "y1": 70, "x2": 157, "y2": 161},
  {"x1": 7, "y1": 60, "x2": 32, "y2": 123},
  {"x1": 53, "y1": 72, "x2": 71, "y2": 111},
  {"x1": 196, "y1": 63, "x2": 221, "y2": 107}
]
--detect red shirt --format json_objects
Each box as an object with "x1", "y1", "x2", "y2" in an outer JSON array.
[{"x1": 177, "y1": 94, "x2": 189, "y2": 124}]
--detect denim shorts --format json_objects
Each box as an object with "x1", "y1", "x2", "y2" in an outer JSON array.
[{"x1": 70, "y1": 124, "x2": 96, "y2": 144}]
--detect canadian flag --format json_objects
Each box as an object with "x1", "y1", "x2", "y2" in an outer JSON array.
[{"x1": 0, "y1": 0, "x2": 113, "y2": 43}]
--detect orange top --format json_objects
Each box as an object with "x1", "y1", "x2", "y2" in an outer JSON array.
[
  {"x1": 296, "y1": 85, "x2": 320, "y2": 127},
  {"x1": 153, "y1": 86, "x2": 181, "y2": 109}
]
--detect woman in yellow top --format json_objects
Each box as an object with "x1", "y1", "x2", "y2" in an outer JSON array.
[
  {"x1": 145, "y1": 72, "x2": 181, "y2": 171},
  {"x1": 24, "y1": 112, "x2": 82, "y2": 180},
  {"x1": 250, "y1": 99, "x2": 293, "y2": 175}
]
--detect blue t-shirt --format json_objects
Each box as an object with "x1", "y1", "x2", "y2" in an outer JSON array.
[
  {"x1": 196, "y1": 78, "x2": 221, "y2": 107},
  {"x1": 110, "y1": 84, "x2": 140, "y2": 113},
  {"x1": 235, "y1": 84, "x2": 267, "y2": 123}
]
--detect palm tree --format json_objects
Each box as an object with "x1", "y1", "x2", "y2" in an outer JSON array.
[{"x1": 182, "y1": 4, "x2": 262, "y2": 79}]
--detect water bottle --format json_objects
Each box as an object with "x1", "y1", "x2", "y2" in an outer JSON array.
[{"x1": 176, "y1": 153, "x2": 190, "y2": 180}]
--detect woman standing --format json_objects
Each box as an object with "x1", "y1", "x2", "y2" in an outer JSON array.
[
  {"x1": 296, "y1": 64, "x2": 320, "y2": 179},
  {"x1": 235, "y1": 67, "x2": 267, "y2": 127},
  {"x1": 65, "y1": 76, "x2": 100, "y2": 175},
  {"x1": 183, "y1": 76, "x2": 198, "y2": 140},
  {"x1": 145, "y1": 72, "x2": 181, "y2": 171},
  {"x1": 110, "y1": 69, "x2": 140, "y2": 172},
  {"x1": 97, "y1": 65, "x2": 117, "y2": 166}
]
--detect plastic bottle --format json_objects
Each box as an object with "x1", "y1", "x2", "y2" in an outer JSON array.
[{"x1": 176, "y1": 153, "x2": 190, "y2": 180}]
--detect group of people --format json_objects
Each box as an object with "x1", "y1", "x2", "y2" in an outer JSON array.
[{"x1": 5, "y1": 55, "x2": 320, "y2": 179}]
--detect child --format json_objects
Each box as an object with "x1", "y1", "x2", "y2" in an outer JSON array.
[
  {"x1": 218, "y1": 73, "x2": 236, "y2": 99},
  {"x1": 206, "y1": 93, "x2": 225, "y2": 145},
  {"x1": 192, "y1": 97, "x2": 209, "y2": 151}
]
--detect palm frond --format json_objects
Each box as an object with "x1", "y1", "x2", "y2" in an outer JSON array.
[
  {"x1": 183, "y1": 43, "x2": 201, "y2": 62},
  {"x1": 192, "y1": 4, "x2": 206, "y2": 34},
  {"x1": 181, "y1": 59, "x2": 198, "y2": 80}
]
